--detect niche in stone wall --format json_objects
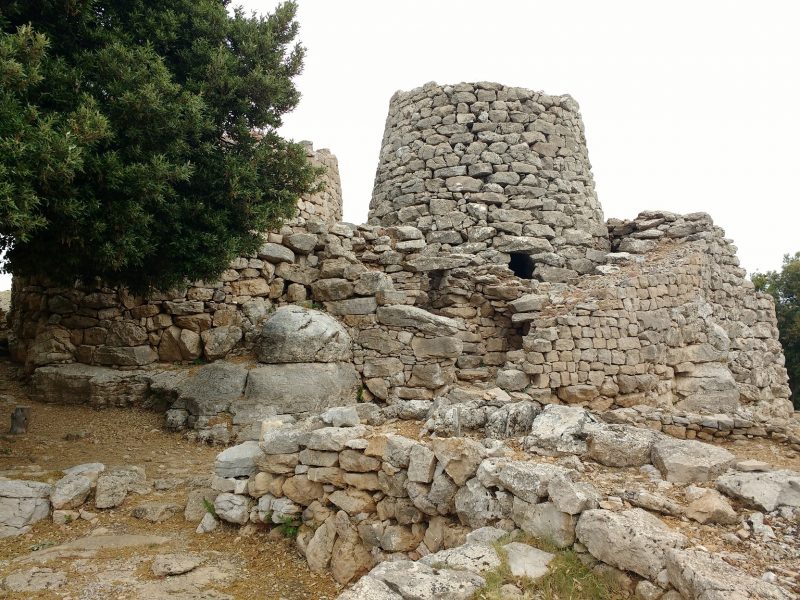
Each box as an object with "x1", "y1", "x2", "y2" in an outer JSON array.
[{"x1": 508, "y1": 253, "x2": 535, "y2": 279}]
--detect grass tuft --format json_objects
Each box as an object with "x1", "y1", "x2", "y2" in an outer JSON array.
[{"x1": 472, "y1": 535, "x2": 625, "y2": 600}]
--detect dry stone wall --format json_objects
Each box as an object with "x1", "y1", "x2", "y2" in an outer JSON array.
[{"x1": 7, "y1": 81, "x2": 794, "y2": 438}]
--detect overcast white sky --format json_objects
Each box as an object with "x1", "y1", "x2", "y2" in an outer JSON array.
[{"x1": 2, "y1": 0, "x2": 798, "y2": 291}]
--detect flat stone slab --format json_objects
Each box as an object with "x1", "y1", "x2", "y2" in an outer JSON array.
[
  {"x1": 369, "y1": 560, "x2": 484, "y2": 599},
  {"x1": 420, "y1": 542, "x2": 501, "y2": 574},
  {"x1": 504, "y1": 542, "x2": 554, "y2": 579},
  {"x1": 151, "y1": 553, "x2": 206, "y2": 576},
  {"x1": 651, "y1": 438, "x2": 735, "y2": 484},
  {"x1": 2, "y1": 567, "x2": 67, "y2": 592},
  {"x1": 716, "y1": 469, "x2": 800, "y2": 511}
]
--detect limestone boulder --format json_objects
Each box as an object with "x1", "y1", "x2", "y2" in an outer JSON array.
[
  {"x1": 200, "y1": 326, "x2": 243, "y2": 361},
  {"x1": 524, "y1": 405, "x2": 597, "y2": 456},
  {"x1": 683, "y1": 487, "x2": 738, "y2": 525},
  {"x1": 585, "y1": 424, "x2": 659, "y2": 467},
  {"x1": 420, "y1": 542, "x2": 501, "y2": 574},
  {"x1": 512, "y1": 499, "x2": 576, "y2": 547},
  {"x1": 335, "y1": 575, "x2": 403, "y2": 600},
  {"x1": 504, "y1": 543, "x2": 554, "y2": 580},
  {"x1": 0, "y1": 479, "x2": 51, "y2": 538},
  {"x1": 214, "y1": 441, "x2": 264, "y2": 478},
  {"x1": 376, "y1": 305, "x2": 459, "y2": 336},
  {"x1": 256, "y1": 306, "x2": 352, "y2": 363},
  {"x1": 576, "y1": 508, "x2": 687, "y2": 579},
  {"x1": 213, "y1": 493, "x2": 252, "y2": 525},
  {"x1": 176, "y1": 361, "x2": 248, "y2": 417},
  {"x1": 716, "y1": 469, "x2": 800, "y2": 511},
  {"x1": 244, "y1": 362, "x2": 359, "y2": 415},
  {"x1": 431, "y1": 438, "x2": 485, "y2": 486},
  {"x1": 651, "y1": 438, "x2": 735, "y2": 484},
  {"x1": 368, "y1": 560, "x2": 484, "y2": 600},
  {"x1": 454, "y1": 479, "x2": 512, "y2": 528},
  {"x1": 497, "y1": 461, "x2": 570, "y2": 503},
  {"x1": 666, "y1": 548, "x2": 792, "y2": 600}
]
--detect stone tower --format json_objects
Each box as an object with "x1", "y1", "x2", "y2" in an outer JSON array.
[{"x1": 369, "y1": 82, "x2": 610, "y2": 282}]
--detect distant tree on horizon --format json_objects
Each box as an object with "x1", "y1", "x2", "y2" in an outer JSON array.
[
  {"x1": 753, "y1": 252, "x2": 800, "y2": 410},
  {"x1": 0, "y1": 0, "x2": 320, "y2": 292}
]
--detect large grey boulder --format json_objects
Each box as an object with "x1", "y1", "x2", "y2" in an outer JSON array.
[
  {"x1": 29, "y1": 364, "x2": 149, "y2": 408},
  {"x1": 256, "y1": 306, "x2": 352, "y2": 363},
  {"x1": 524, "y1": 405, "x2": 597, "y2": 456},
  {"x1": 214, "y1": 441, "x2": 264, "y2": 478},
  {"x1": 50, "y1": 474, "x2": 92, "y2": 510},
  {"x1": 585, "y1": 424, "x2": 659, "y2": 467},
  {"x1": 716, "y1": 469, "x2": 800, "y2": 511},
  {"x1": 576, "y1": 508, "x2": 687, "y2": 579},
  {"x1": 175, "y1": 361, "x2": 249, "y2": 417},
  {"x1": 651, "y1": 438, "x2": 735, "y2": 484},
  {"x1": 420, "y1": 542, "x2": 501, "y2": 574},
  {"x1": 244, "y1": 363, "x2": 359, "y2": 415},
  {"x1": 497, "y1": 461, "x2": 569, "y2": 503},
  {"x1": 674, "y1": 363, "x2": 740, "y2": 414},
  {"x1": 0, "y1": 479, "x2": 51, "y2": 538},
  {"x1": 666, "y1": 548, "x2": 793, "y2": 600}
]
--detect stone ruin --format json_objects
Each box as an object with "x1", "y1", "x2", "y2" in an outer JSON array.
[{"x1": 3, "y1": 82, "x2": 799, "y2": 599}]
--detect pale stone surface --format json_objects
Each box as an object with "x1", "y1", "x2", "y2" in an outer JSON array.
[
  {"x1": 651, "y1": 438, "x2": 735, "y2": 484},
  {"x1": 256, "y1": 306, "x2": 353, "y2": 363},
  {"x1": 576, "y1": 508, "x2": 687, "y2": 579},
  {"x1": 504, "y1": 542, "x2": 554, "y2": 579},
  {"x1": 50, "y1": 474, "x2": 92, "y2": 510},
  {"x1": 585, "y1": 424, "x2": 659, "y2": 467},
  {"x1": 666, "y1": 548, "x2": 792, "y2": 600},
  {"x1": 512, "y1": 500, "x2": 576, "y2": 547},
  {"x1": 244, "y1": 363, "x2": 360, "y2": 415},
  {"x1": 0, "y1": 479, "x2": 51, "y2": 538},
  {"x1": 2, "y1": 568, "x2": 67, "y2": 592},
  {"x1": 497, "y1": 461, "x2": 569, "y2": 503},
  {"x1": 431, "y1": 437, "x2": 485, "y2": 486},
  {"x1": 131, "y1": 502, "x2": 181, "y2": 523},
  {"x1": 716, "y1": 469, "x2": 800, "y2": 511},
  {"x1": 369, "y1": 560, "x2": 485, "y2": 600},
  {"x1": 684, "y1": 486, "x2": 738, "y2": 525},
  {"x1": 525, "y1": 405, "x2": 597, "y2": 456},
  {"x1": 213, "y1": 493, "x2": 252, "y2": 525},
  {"x1": 151, "y1": 553, "x2": 205, "y2": 576},
  {"x1": 420, "y1": 542, "x2": 501, "y2": 574},
  {"x1": 214, "y1": 441, "x2": 264, "y2": 478}
]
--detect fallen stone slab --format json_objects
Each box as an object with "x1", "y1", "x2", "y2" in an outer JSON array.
[
  {"x1": 368, "y1": 560, "x2": 484, "y2": 599},
  {"x1": 214, "y1": 441, "x2": 264, "y2": 478},
  {"x1": 651, "y1": 438, "x2": 735, "y2": 484},
  {"x1": 716, "y1": 469, "x2": 800, "y2": 511},
  {"x1": 0, "y1": 479, "x2": 52, "y2": 538},
  {"x1": 575, "y1": 508, "x2": 687, "y2": 579},
  {"x1": 420, "y1": 542, "x2": 501, "y2": 574},
  {"x1": 666, "y1": 548, "x2": 793, "y2": 600},
  {"x1": 503, "y1": 542, "x2": 554, "y2": 579}
]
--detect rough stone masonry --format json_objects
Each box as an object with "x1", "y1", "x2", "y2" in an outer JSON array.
[
  {"x1": 2, "y1": 82, "x2": 799, "y2": 600},
  {"x1": 8, "y1": 81, "x2": 791, "y2": 436}
]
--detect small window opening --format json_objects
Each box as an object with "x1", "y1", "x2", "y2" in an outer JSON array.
[{"x1": 509, "y1": 253, "x2": 535, "y2": 279}]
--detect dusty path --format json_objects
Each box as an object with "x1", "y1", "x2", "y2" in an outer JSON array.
[{"x1": 0, "y1": 359, "x2": 339, "y2": 600}]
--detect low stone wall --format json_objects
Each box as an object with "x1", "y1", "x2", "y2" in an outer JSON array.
[
  {"x1": 496, "y1": 211, "x2": 792, "y2": 421},
  {"x1": 208, "y1": 406, "x2": 799, "y2": 598}
]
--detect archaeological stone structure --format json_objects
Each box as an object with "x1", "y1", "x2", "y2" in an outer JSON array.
[{"x1": 3, "y1": 82, "x2": 799, "y2": 600}]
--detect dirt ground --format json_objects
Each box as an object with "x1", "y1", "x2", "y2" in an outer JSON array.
[{"x1": 0, "y1": 358, "x2": 340, "y2": 600}]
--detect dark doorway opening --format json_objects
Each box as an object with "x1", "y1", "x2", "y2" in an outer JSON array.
[{"x1": 509, "y1": 253, "x2": 535, "y2": 279}]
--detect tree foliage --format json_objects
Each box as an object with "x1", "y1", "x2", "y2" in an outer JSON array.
[
  {"x1": 0, "y1": 1, "x2": 319, "y2": 291},
  {"x1": 752, "y1": 252, "x2": 800, "y2": 409}
]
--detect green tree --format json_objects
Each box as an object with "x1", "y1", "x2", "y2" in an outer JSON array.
[
  {"x1": 752, "y1": 252, "x2": 800, "y2": 409},
  {"x1": 0, "y1": 1, "x2": 319, "y2": 291}
]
